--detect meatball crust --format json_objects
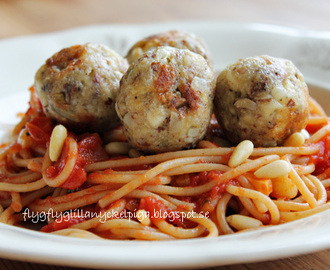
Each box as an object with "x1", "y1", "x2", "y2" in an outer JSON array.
[
  {"x1": 126, "y1": 30, "x2": 211, "y2": 65},
  {"x1": 34, "y1": 43, "x2": 128, "y2": 132},
  {"x1": 214, "y1": 55, "x2": 309, "y2": 147},
  {"x1": 116, "y1": 46, "x2": 215, "y2": 153}
]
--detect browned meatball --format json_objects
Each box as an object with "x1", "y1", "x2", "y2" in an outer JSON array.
[
  {"x1": 214, "y1": 55, "x2": 309, "y2": 147},
  {"x1": 34, "y1": 43, "x2": 128, "y2": 132},
  {"x1": 126, "y1": 30, "x2": 211, "y2": 65},
  {"x1": 116, "y1": 46, "x2": 215, "y2": 153}
]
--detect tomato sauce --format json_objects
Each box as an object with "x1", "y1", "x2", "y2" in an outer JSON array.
[
  {"x1": 46, "y1": 133, "x2": 109, "y2": 190},
  {"x1": 306, "y1": 122, "x2": 327, "y2": 135},
  {"x1": 190, "y1": 170, "x2": 222, "y2": 186},
  {"x1": 175, "y1": 171, "x2": 237, "y2": 214},
  {"x1": 25, "y1": 86, "x2": 44, "y2": 118},
  {"x1": 139, "y1": 196, "x2": 185, "y2": 226},
  {"x1": 310, "y1": 137, "x2": 330, "y2": 175},
  {"x1": 24, "y1": 89, "x2": 111, "y2": 191},
  {"x1": 25, "y1": 117, "x2": 54, "y2": 147},
  {"x1": 77, "y1": 133, "x2": 109, "y2": 165}
]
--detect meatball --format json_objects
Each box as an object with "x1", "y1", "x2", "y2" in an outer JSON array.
[
  {"x1": 214, "y1": 55, "x2": 309, "y2": 147},
  {"x1": 126, "y1": 30, "x2": 211, "y2": 66},
  {"x1": 34, "y1": 43, "x2": 128, "y2": 132},
  {"x1": 116, "y1": 46, "x2": 215, "y2": 153}
]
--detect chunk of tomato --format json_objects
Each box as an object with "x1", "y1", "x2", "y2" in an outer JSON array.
[
  {"x1": 312, "y1": 136, "x2": 330, "y2": 175},
  {"x1": 25, "y1": 117, "x2": 54, "y2": 145}
]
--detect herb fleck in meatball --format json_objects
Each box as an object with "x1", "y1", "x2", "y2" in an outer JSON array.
[
  {"x1": 126, "y1": 30, "x2": 211, "y2": 65},
  {"x1": 214, "y1": 55, "x2": 309, "y2": 147},
  {"x1": 116, "y1": 46, "x2": 215, "y2": 153},
  {"x1": 34, "y1": 43, "x2": 128, "y2": 132}
]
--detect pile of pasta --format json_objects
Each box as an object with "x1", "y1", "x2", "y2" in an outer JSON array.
[{"x1": 0, "y1": 87, "x2": 329, "y2": 240}]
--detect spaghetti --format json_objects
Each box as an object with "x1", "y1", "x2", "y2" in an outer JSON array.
[{"x1": 0, "y1": 86, "x2": 329, "y2": 240}]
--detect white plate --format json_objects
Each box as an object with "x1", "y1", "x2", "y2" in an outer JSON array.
[{"x1": 0, "y1": 22, "x2": 330, "y2": 269}]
